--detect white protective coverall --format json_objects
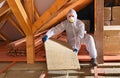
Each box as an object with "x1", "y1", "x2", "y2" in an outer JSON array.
[{"x1": 46, "y1": 9, "x2": 97, "y2": 59}]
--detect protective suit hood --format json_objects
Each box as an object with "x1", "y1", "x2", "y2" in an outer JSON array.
[{"x1": 67, "y1": 9, "x2": 77, "y2": 23}]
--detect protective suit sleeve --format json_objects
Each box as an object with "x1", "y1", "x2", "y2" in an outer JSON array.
[
  {"x1": 77, "y1": 23, "x2": 85, "y2": 39},
  {"x1": 46, "y1": 22, "x2": 65, "y2": 38}
]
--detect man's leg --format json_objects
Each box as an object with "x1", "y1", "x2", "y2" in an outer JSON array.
[{"x1": 84, "y1": 34, "x2": 98, "y2": 66}]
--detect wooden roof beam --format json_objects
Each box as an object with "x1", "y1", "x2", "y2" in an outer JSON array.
[
  {"x1": 0, "y1": 0, "x2": 4, "y2": 3},
  {"x1": 7, "y1": 0, "x2": 31, "y2": 35},
  {"x1": 23, "y1": 0, "x2": 34, "y2": 23},
  {"x1": 7, "y1": 0, "x2": 35, "y2": 64},
  {"x1": 0, "y1": 3, "x2": 10, "y2": 17},
  {"x1": 34, "y1": 5, "x2": 40, "y2": 20},
  {"x1": 39, "y1": 0, "x2": 93, "y2": 32},
  {"x1": 32, "y1": 0, "x2": 69, "y2": 34},
  {"x1": 0, "y1": 32, "x2": 9, "y2": 41}
]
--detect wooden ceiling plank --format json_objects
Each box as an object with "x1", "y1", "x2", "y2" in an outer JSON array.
[
  {"x1": 0, "y1": 3, "x2": 10, "y2": 17},
  {"x1": 39, "y1": 0, "x2": 93, "y2": 32},
  {"x1": 23, "y1": 0, "x2": 34, "y2": 23},
  {"x1": 32, "y1": 0, "x2": 69, "y2": 34},
  {"x1": 7, "y1": 0, "x2": 31, "y2": 35},
  {"x1": 8, "y1": 16, "x2": 25, "y2": 36}
]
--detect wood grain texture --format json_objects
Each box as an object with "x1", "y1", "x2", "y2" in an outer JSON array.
[
  {"x1": 104, "y1": 26, "x2": 120, "y2": 55},
  {"x1": 94, "y1": 0, "x2": 104, "y2": 63}
]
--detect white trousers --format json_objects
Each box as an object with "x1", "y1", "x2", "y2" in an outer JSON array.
[{"x1": 79, "y1": 34, "x2": 97, "y2": 58}]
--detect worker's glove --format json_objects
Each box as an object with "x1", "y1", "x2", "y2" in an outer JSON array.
[
  {"x1": 42, "y1": 35, "x2": 48, "y2": 43},
  {"x1": 73, "y1": 48, "x2": 78, "y2": 54}
]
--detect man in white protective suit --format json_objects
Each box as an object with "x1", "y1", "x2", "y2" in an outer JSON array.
[{"x1": 42, "y1": 9, "x2": 98, "y2": 66}]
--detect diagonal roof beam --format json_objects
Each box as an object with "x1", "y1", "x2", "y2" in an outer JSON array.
[
  {"x1": 34, "y1": 5, "x2": 40, "y2": 20},
  {"x1": 7, "y1": 0, "x2": 31, "y2": 35},
  {"x1": 0, "y1": 0, "x2": 4, "y2": 3},
  {"x1": 32, "y1": 0, "x2": 69, "y2": 34},
  {"x1": 23, "y1": 0, "x2": 34, "y2": 24},
  {"x1": 39, "y1": 0, "x2": 93, "y2": 32},
  {"x1": 0, "y1": 32, "x2": 9, "y2": 41},
  {"x1": 0, "y1": 2, "x2": 10, "y2": 17}
]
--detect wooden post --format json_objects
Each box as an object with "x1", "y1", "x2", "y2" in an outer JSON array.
[
  {"x1": 94, "y1": 0, "x2": 104, "y2": 63},
  {"x1": 26, "y1": 33, "x2": 35, "y2": 64},
  {"x1": 7, "y1": 0, "x2": 35, "y2": 64}
]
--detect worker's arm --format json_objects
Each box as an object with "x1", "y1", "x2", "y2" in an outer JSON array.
[
  {"x1": 42, "y1": 21, "x2": 65, "y2": 42},
  {"x1": 46, "y1": 22, "x2": 65, "y2": 38}
]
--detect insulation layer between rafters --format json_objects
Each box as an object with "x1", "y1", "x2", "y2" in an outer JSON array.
[
  {"x1": 8, "y1": 16, "x2": 25, "y2": 36},
  {"x1": 39, "y1": 0, "x2": 93, "y2": 32},
  {"x1": 0, "y1": 12, "x2": 10, "y2": 41},
  {"x1": 32, "y1": 0, "x2": 69, "y2": 33}
]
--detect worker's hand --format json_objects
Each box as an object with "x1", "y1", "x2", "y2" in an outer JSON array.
[
  {"x1": 73, "y1": 48, "x2": 78, "y2": 54},
  {"x1": 73, "y1": 48, "x2": 78, "y2": 52},
  {"x1": 42, "y1": 35, "x2": 48, "y2": 43}
]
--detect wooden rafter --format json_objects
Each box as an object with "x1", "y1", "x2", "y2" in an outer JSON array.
[
  {"x1": 0, "y1": 0, "x2": 4, "y2": 3},
  {"x1": 39, "y1": 0, "x2": 93, "y2": 32},
  {"x1": 0, "y1": 2, "x2": 10, "y2": 17},
  {"x1": 61, "y1": 0, "x2": 77, "y2": 8},
  {"x1": 0, "y1": 32, "x2": 9, "y2": 41},
  {"x1": 7, "y1": 0, "x2": 31, "y2": 35},
  {"x1": 23, "y1": 0, "x2": 34, "y2": 23},
  {"x1": 8, "y1": 15, "x2": 25, "y2": 36},
  {"x1": 34, "y1": 5, "x2": 40, "y2": 20},
  {"x1": 32, "y1": 0, "x2": 69, "y2": 33}
]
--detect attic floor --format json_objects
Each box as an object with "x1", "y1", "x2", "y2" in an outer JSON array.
[
  {"x1": 0, "y1": 42, "x2": 120, "y2": 77},
  {"x1": 1, "y1": 62, "x2": 120, "y2": 78}
]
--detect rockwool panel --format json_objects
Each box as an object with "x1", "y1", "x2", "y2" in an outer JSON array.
[{"x1": 45, "y1": 38, "x2": 80, "y2": 70}]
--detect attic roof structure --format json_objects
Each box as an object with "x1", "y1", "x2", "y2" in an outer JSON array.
[{"x1": 0, "y1": 0, "x2": 104, "y2": 64}]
